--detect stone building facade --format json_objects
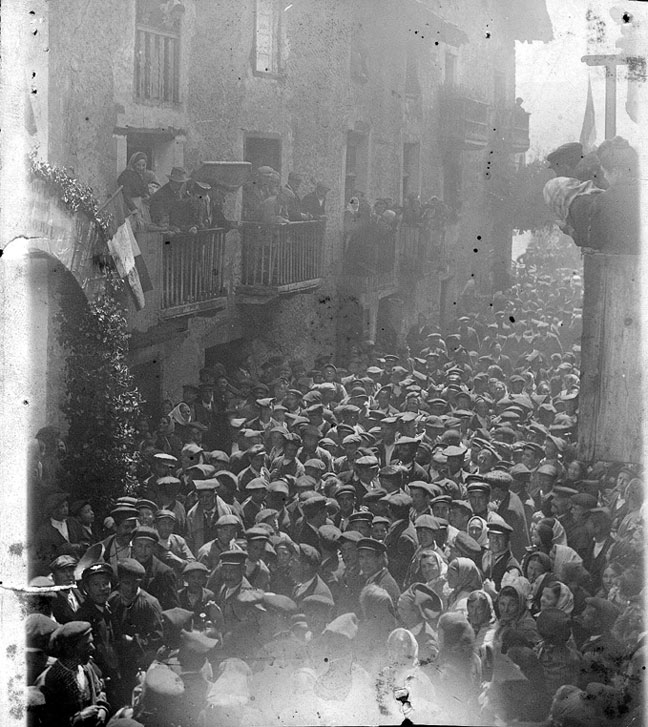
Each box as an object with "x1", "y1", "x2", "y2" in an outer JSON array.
[{"x1": 20, "y1": 0, "x2": 551, "y2": 420}]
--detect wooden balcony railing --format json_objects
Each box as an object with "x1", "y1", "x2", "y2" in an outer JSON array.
[
  {"x1": 239, "y1": 220, "x2": 324, "y2": 294},
  {"x1": 439, "y1": 84, "x2": 490, "y2": 149},
  {"x1": 162, "y1": 228, "x2": 227, "y2": 313},
  {"x1": 135, "y1": 26, "x2": 180, "y2": 103}
]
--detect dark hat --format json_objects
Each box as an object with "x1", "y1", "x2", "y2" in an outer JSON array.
[
  {"x1": 318, "y1": 524, "x2": 342, "y2": 548},
  {"x1": 69, "y1": 499, "x2": 91, "y2": 517},
  {"x1": 215, "y1": 514, "x2": 241, "y2": 528},
  {"x1": 467, "y1": 482, "x2": 491, "y2": 496},
  {"x1": 357, "y1": 538, "x2": 387, "y2": 554},
  {"x1": 510, "y1": 463, "x2": 532, "y2": 481},
  {"x1": 268, "y1": 480, "x2": 290, "y2": 496},
  {"x1": 45, "y1": 491, "x2": 70, "y2": 514},
  {"x1": 486, "y1": 520, "x2": 513, "y2": 535},
  {"x1": 355, "y1": 455, "x2": 379, "y2": 467},
  {"x1": 537, "y1": 463, "x2": 560, "y2": 477},
  {"x1": 383, "y1": 492, "x2": 412, "y2": 509},
  {"x1": 131, "y1": 526, "x2": 160, "y2": 543},
  {"x1": 380, "y1": 464, "x2": 403, "y2": 478},
  {"x1": 348, "y1": 511, "x2": 374, "y2": 523},
  {"x1": 408, "y1": 481, "x2": 434, "y2": 495},
  {"x1": 430, "y1": 494, "x2": 452, "y2": 507},
  {"x1": 450, "y1": 499, "x2": 473, "y2": 514},
  {"x1": 136, "y1": 499, "x2": 158, "y2": 512},
  {"x1": 182, "y1": 561, "x2": 210, "y2": 576},
  {"x1": 339, "y1": 530, "x2": 363, "y2": 544},
  {"x1": 483, "y1": 471, "x2": 513, "y2": 491},
  {"x1": 25, "y1": 613, "x2": 58, "y2": 651},
  {"x1": 255, "y1": 507, "x2": 279, "y2": 523},
  {"x1": 414, "y1": 514, "x2": 442, "y2": 531},
  {"x1": 49, "y1": 555, "x2": 78, "y2": 572},
  {"x1": 155, "y1": 509, "x2": 177, "y2": 522},
  {"x1": 81, "y1": 562, "x2": 113, "y2": 581},
  {"x1": 570, "y1": 493, "x2": 598, "y2": 509},
  {"x1": 49, "y1": 621, "x2": 92, "y2": 654},
  {"x1": 168, "y1": 166, "x2": 190, "y2": 182},
  {"x1": 298, "y1": 543, "x2": 321, "y2": 568},
  {"x1": 117, "y1": 558, "x2": 146, "y2": 578},
  {"x1": 245, "y1": 478, "x2": 269, "y2": 491},
  {"x1": 552, "y1": 485, "x2": 579, "y2": 498},
  {"x1": 220, "y1": 550, "x2": 247, "y2": 566},
  {"x1": 371, "y1": 515, "x2": 391, "y2": 527},
  {"x1": 245, "y1": 526, "x2": 270, "y2": 542},
  {"x1": 334, "y1": 484, "x2": 357, "y2": 499},
  {"x1": 453, "y1": 531, "x2": 482, "y2": 558},
  {"x1": 208, "y1": 450, "x2": 230, "y2": 464}
]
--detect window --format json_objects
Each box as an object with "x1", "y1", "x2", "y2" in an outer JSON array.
[
  {"x1": 135, "y1": 0, "x2": 181, "y2": 103},
  {"x1": 244, "y1": 135, "x2": 282, "y2": 174},
  {"x1": 444, "y1": 51, "x2": 457, "y2": 86},
  {"x1": 345, "y1": 132, "x2": 368, "y2": 205},
  {"x1": 254, "y1": 0, "x2": 281, "y2": 75},
  {"x1": 402, "y1": 142, "x2": 420, "y2": 202},
  {"x1": 405, "y1": 50, "x2": 421, "y2": 97}
]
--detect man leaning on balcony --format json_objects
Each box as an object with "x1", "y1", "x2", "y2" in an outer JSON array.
[{"x1": 149, "y1": 166, "x2": 191, "y2": 230}]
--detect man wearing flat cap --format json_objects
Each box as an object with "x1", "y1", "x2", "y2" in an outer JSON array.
[
  {"x1": 36, "y1": 621, "x2": 110, "y2": 727},
  {"x1": 481, "y1": 517, "x2": 521, "y2": 591},
  {"x1": 483, "y1": 470, "x2": 530, "y2": 560},
  {"x1": 382, "y1": 492, "x2": 418, "y2": 588},
  {"x1": 108, "y1": 558, "x2": 164, "y2": 700},
  {"x1": 131, "y1": 526, "x2": 180, "y2": 610},
  {"x1": 101, "y1": 505, "x2": 139, "y2": 572},
  {"x1": 215, "y1": 550, "x2": 254, "y2": 634},
  {"x1": 290, "y1": 543, "x2": 333, "y2": 605},
  {"x1": 78, "y1": 562, "x2": 121, "y2": 705},
  {"x1": 49, "y1": 554, "x2": 85, "y2": 623},
  {"x1": 177, "y1": 562, "x2": 215, "y2": 622},
  {"x1": 34, "y1": 491, "x2": 85, "y2": 575},
  {"x1": 357, "y1": 538, "x2": 400, "y2": 607},
  {"x1": 301, "y1": 181, "x2": 330, "y2": 219},
  {"x1": 294, "y1": 494, "x2": 329, "y2": 550},
  {"x1": 186, "y1": 479, "x2": 233, "y2": 554}
]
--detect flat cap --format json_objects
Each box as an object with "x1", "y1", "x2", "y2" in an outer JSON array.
[
  {"x1": 136, "y1": 499, "x2": 158, "y2": 512},
  {"x1": 339, "y1": 530, "x2": 363, "y2": 544},
  {"x1": 50, "y1": 621, "x2": 92, "y2": 653},
  {"x1": 486, "y1": 520, "x2": 513, "y2": 534},
  {"x1": 245, "y1": 478, "x2": 269, "y2": 491},
  {"x1": 245, "y1": 526, "x2": 270, "y2": 542},
  {"x1": 355, "y1": 455, "x2": 379, "y2": 467},
  {"x1": 453, "y1": 531, "x2": 482, "y2": 558},
  {"x1": 49, "y1": 555, "x2": 78, "y2": 572},
  {"x1": 383, "y1": 492, "x2": 412, "y2": 508},
  {"x1": 584, "y1": 597, "x2": 620, "y2": 628},
  {"x1": 155, "y1": 509, "x2": 177, "y2": 522},
  {"x1": 182, "y1": 561, "x2": 209, "y2": 575},
  {"x1": 482, "y1": 471, "x2": 514, "y2": 490},
  {"x1": 467, "y1": 482, "x2": 492, "y2": 496},
  {"x1": 180, "y1": 629, "x2": 218, "y2": 654},
  {"x1": 414, "y1": 514, "x2": 442, "y2": 531},
  {"x1": 81, "y1": 562, "x2": 113, "y2": 581},
  {"x1": 220, "y1": 550, "x2": 247, "y2": 566},
  {"x1": 348, "y1": 511, "x2": 374, "y2": 523},
  {"x1": 298, "y1": 543, "x2": 321, "y2": 567},
  {"x1": 194, "y1": 479, "x2": 219, "y2": 492},
  {"x1": 117, "y1": 558, "x2": 146, "y2": 578},
  {"x1": 215, "y1": 514, "x2": 241, "y2": 527},
  {"x1": 357, "y1": 537, "x2": 387, "y2": 554},
  {"x1": 25, "y1": 613, "x2": 58, "y2": 651},
  {"x1": 552, "y1": 486, "x2": 579, "y2": 498},
  {"x1": 162, "y1": 607, "x2": 194, "y2": 630},
  {"x1": 131, "y1": 526, "x2": 159, "y2": 543}
]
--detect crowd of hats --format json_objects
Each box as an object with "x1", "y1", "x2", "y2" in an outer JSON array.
[{"x1": 25, "y1": 254, "x2": 645, "y2": 726}]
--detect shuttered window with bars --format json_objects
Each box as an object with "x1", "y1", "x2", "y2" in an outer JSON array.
[
  {"x1": 254, "y1": 0, "x2": 281, "y2": 75},
  {"x1": 134, "y1": 0, "x2": 181, "y2": 103}
]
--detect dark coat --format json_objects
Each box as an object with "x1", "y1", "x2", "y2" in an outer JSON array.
[
  {"x1": 384, "y1": 519, "x2": 418, "y2": 587},
  {"x1": 301, "y1": 191, "x2": 326, "y2": 218},
  {"x1": 33, "y1": 519, "x2": 85, "y2": 575},
  {"x1": 496, "y1": 491, "x2": 530, "y2": 561},
  {"x1": 51, "y1": 588, "x2": 85, "y2": 624},
  {"x1": 140, "y1": 555, "x2": 179, "y2": 610},
  {"x1": 77, "y1": 599, "x2": 121, "y2": 684},
  {"x1": 177, "y1": 586, "x2": 216, "y2": 621},
  {"x1": 108, "y1": 588, "x2": 164, "y2": 674}
]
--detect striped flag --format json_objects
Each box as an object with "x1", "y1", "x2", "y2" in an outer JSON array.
[
  {"x1": 103, "y1": 189, "x2": 153, "y2": 309},
  {"x1": 579, "y1": 76, "x2": 597, "y2": 154}
]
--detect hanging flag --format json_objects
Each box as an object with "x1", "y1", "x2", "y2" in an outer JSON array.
[
  {"x1": 102, "y1": 188, "x2": 153, "y2": 309},
  {"x1": 579, "y1": 76, "x2": 597, "y2": 154}
]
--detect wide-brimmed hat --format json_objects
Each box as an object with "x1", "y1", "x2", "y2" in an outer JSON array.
[{"x1": 167, "y1": 167, "x2": 190, "y2": 183}]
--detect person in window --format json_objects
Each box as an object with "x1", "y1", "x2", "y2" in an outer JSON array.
[
  {"x1": 280, "y1": 171, "x2": 308, "y2": 221},
  {"x1": 149, "y1": 166, "x2": 190, "y2": 229},
  {"x1": 118, "y1": 151, "x2": 150, "y2": 230},
  {"x1": 301, "y1": 182, "x2": 330, "y2": 219},
  {"x1": 168, "y1": 179, "x2": 209, "y2": 232}
]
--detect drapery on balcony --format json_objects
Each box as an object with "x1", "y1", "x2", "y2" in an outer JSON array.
[
  {"x1": 238, "y1": 220, "x2": 324, "y2": 295},
  {"x1": 135, "y1": 26, "x2": 180, "y2": 103},
  {"x1": 439, "y1": 84, "x2": 490, "y2": 149},
  {"x1": 161, "y1": 228, "x2": 227, "y2": 313}
]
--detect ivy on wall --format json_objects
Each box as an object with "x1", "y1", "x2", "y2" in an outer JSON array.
[{"x1": 57, "y1": 275, "x2": 144, "y2": 509}]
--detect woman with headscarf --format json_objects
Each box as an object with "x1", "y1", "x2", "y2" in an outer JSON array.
[
  {"x1": 523, "y1": 551, "x2": 554, "y2": 616},
  {"x1": 118, "y1": 151, "x2": 150, "y2": 230},
  {"x1": 466, "y1": 589, "x2": 497, "y2": 682},
  {"x1": 467, "y1": 515, "x2": 489, "y2": 549},
  {"x1": 405, "y1": 548, "x2": 448, "y2": 607},
  {"x1": 445, "y1": 557, "x2": 483, "y2": 616},
  {"x1": 539, "y1": 580, "x2": 575, "y2": 616},
  {"x1": 527, "y1": 516, "x2": 582, "y2": 581},
  {"x1": 375, "y1": 628, "x2": 440, "y2": 726},
  {"x1": 493, "y1": 583, "x2": 540, "y2": 652},
  {"x1": 169, "y1": 402, "x2": 193, "y2": 444},
  {"x1": 154, "y1": 415, "x2": 183, "y2": 459}
]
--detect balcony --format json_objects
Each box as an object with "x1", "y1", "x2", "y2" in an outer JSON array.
[
  {"x1": 494, "y1": 105, "x2": 530, "y2": 153},
  {"x1": 134, "y1": 228, "x2": 228, "y2": 321},
  {"x1": 439, "y1": 84, "x2": 490, "y2": 150},
  {"x1": 237, "y1": 220, "x2": 324, "y2": 301}
]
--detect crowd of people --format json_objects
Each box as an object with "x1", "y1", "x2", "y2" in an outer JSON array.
[
  {"x1": 24, "y1": 228, "x2": 645, "y2": 725},
  {"x1": 117, "y1": 152, "x2": 331, "y2": 235}
]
